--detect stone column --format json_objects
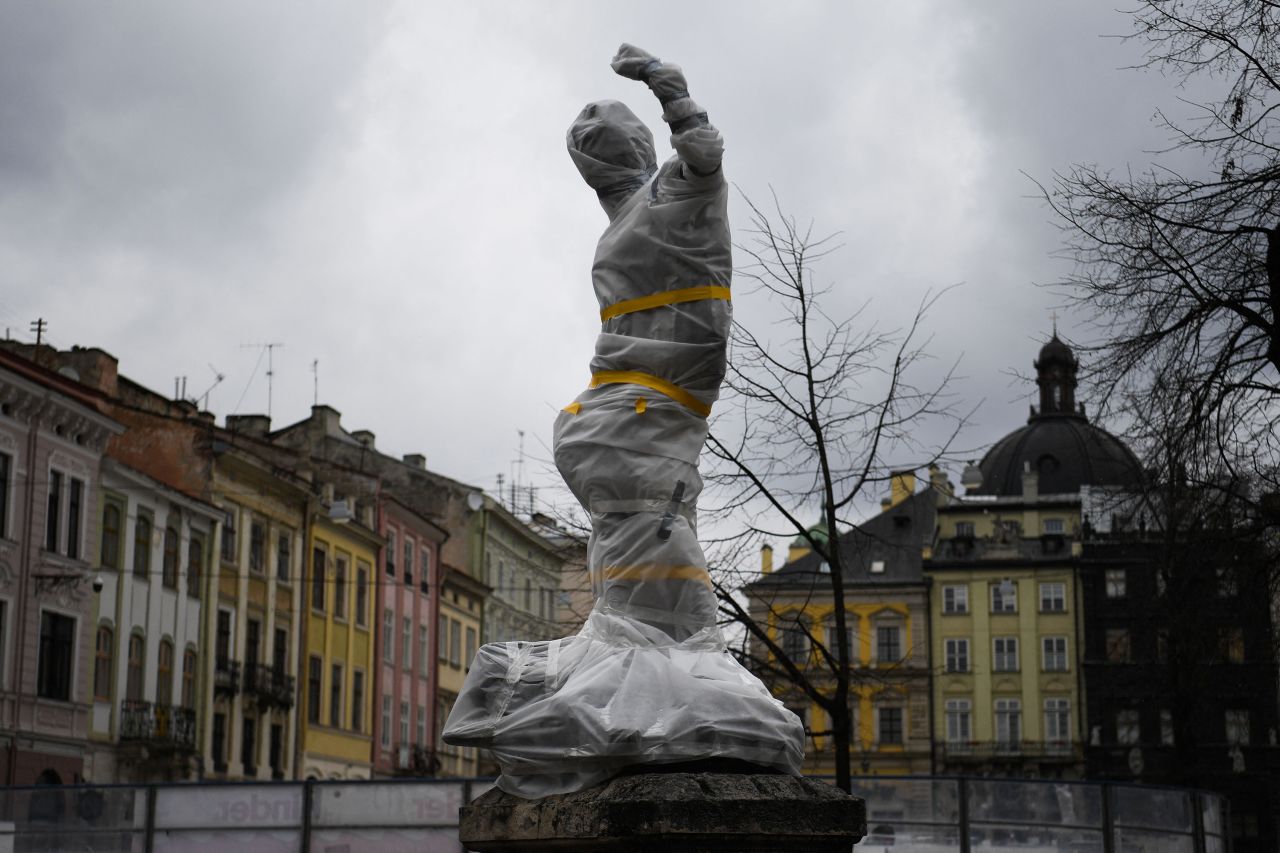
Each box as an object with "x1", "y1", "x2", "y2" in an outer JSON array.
[{"x1": 460, "y1": 769, "x2": 865, "y2": 852}]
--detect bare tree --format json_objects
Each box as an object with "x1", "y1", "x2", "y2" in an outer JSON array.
[
  {"x1": 704, "y1": 192, "x2": 967, "y2": 792},
  {"x1": 1044, "y1": 0, "x2": 1280, "y2": 498}
]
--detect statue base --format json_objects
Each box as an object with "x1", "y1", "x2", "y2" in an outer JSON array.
[{"x1": 458, "y1": 765, "x2": 865, "y2": 852}]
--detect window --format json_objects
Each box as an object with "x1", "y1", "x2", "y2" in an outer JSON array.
[
  {"x1": 0, "y1": 452, "x2": 9, "y2": 539},
  {"x1": 311, "y1": 547, "x2": 326, "y2": 612},
  {"x1": 403, "y1": 539, "x2": 414, "y2": 585},
  {"x1": 1043, "y1": 636, "x2": 1068, "y2": 671},
  {"x1": 419, "y1": 546, "x2": 432, "y2": 594},
  {"x1": 1105, "y1": 628, "x2": 1131, "y2": 663},
  {"x1": 383, "y1": 610, "x2": 394, "y2": 664},
  {"x1": 826, "y1": 623, "x2": 855, "y2": 660},
  {"x1": 876, "y1": 625, "x2": 902, "y2": 664},
  {"x1": 307, "y1": 656, "x2": 322, "y2": 724},
  {"x1": 334, "y1": 557, "x2": 348, "y2": 620},
  {"x1": 869, "y1": 560, "x2": 885, "y2": 574},
  {"x1": 781, "y1": 619, "x2": 809, "y2": 664},
  {"x1": 381, "y1": 695, "x2": 392, "y2": 749},
  {"x1": 877, "y1": 707, "x2": 904, "y2": 745},
  {"x1": 162, "y1": 526, "x2": 179, "y2": 589},
  {"x1": 438, "y1": 615, "x2": 448, "y2": 661},
  {"x1": 182, "y1": 649, "x2": 196, "y2": 708},
  {"x1": 402, "y1": 617, "x2": 412, "y2": 669},
  {"x1": 399, "y1": 701, "x2": 410, "y2": 745},
  {"x1": 249, "y1": 521, "x2": 265, "y2": 573},
  {"x1": 945, "y1": 699, "x2": 972, "y2": 745},
  {"x1": 1043, "y1": 518, "x2": 1065, "y2": 534},
  {"x1": 1160, "y1": 709, "x2": 1175, "y2": 746},
  {"x1": 417, "y1": 705, "x2": 427, "y2": 745},
  {"x1": 524, "y1": 578, "x2": 533, "y2": 611},
  {"x1": 465, "y1": 626, "x2": 477, "y2": 668},
  {"x1": 241, "y1": 716, "x2": 256, "y2": 774},
  {"x1": 386, "y1": 529, "x2": 397, "y2": 577},
  {"x1": 355, "y1": 564, "x2": 369, "y2": 627},
  {"x1": 126, "y1": 633, "x2": 144, "y2": 702},
  {"x1": 94, "y1": 626, "x2": 113, "y2": 701},
  {"x1": 245, "y1": 618, "x2": 261, "y2": 667},
  {"x1": 1044, "y1": 698, "x2": 1071, "y2": 745},
  {"x1": 273, "y1": 628, "x2": 288, "y2": 673},
  {"x1": 212, "y1": 713, "x2": 227, "y2": 771},
  {"x1": 955, "y1": 521, "x2": 975, "y2": 538},
  {"x1": 942, "y1": 585, "x2": 968, "y2": 614},
  {"x1": 351, "y1": 671, "x2": 365, "y2": 732},
  {"x1": 329, "y1": 664, "x2": 343, "y2": 728},
  {"x1": 419, "y1": 627, "x2": 430, "y2": 677},
  {"x1": 157, "y1": 639, "x2": 173, "y2": 705},
  {"x1": 994, "y1": 698, "x2": 1021, "y2": 749},
  {"x1": 991, "y1": 580, "x2": 1017, "y2": 613},
  {"x1": 1104, "y1": 568, "x2": 1126, "y2": 598},
  {"x1": 1220, "y1": 627, "x2": 1245, "y2": 663},
  {"x1": 450, "y1": 620, "x2": 462, "y2": 667},
  {"x1": 944, "y1": 638, "x2": 969, "y2": 673},
  {"x1": 187, "y1": 534, "x2": 204, "y2": 599},
  {"x1": 101, "y1": 498, "x2": 123, "y2": 569},
  {"x1": 1116, "y1": 709, "x2": 1140, "y2": 745},
  {"x1": 1225, "y1": 709, "x2": 1250, "y2": 746},
  {"x1": 1039, "y1": 582, "x2": 1066, "y2": 613},
  {"x1": 133, "y1": 512, "x2": 152, "y2": 579},
  {"x1": 220, "y1": 509, "x2": 237, "y2": 563},
  {"x1": 276, "y1": 532, "x2": 291, "y2": 582},
  {"x1": 993, "y1": 637, "x2": 1019, "y2": 672},
  {"x1": 270, "y1": 724, "x2": 283, "y2": 778},
  {"x1": 1216, "y1": 566, "x2": 1238, "y2": 597},
  {"x1": 215, "y1": 610, "x2": 232, "y2": 663},
  {"x1": 45, "y1": 470, "x2": 62, "y2": 553}
]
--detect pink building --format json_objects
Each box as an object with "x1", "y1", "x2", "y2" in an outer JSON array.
[
  {"x1": 373, "y1": 496, "x2": 445, "y2": 777},
  {"x1": 0, "y1": 349, "x2": 121, "y2": 785}
]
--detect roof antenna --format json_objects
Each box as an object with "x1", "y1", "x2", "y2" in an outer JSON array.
[
  {"x1": 311, "y1": 358, "x2": 320, "y2": 406},
  {"x1": 240, "y1": 342, "x2": 284, "y2": 418}
]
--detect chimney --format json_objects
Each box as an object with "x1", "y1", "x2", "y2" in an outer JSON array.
[
  {"x1": 352, "y1": 430, "x2": 375, "y2": 449},
  {"x1": 403, "y1": 453, "x2": 427, "y2": 469},
  {"x1": 929, "y1": 464, "x2": 954, "y2": 506},
  {"x1": 311, "y1": 405, "x2": 343, "y2": 437},
  {"x1": 889, "y1": 469, "x2": 916, "y2": 508},
  {"x1": 1021, "y1": 461, "x2": 1039, "y2": 501},
  {"x1": 761, "y1": 543, "x2": 774, "y2": 575},
  {"x1": 226, "y1": 414, "x2": 271, "y2": 438}
]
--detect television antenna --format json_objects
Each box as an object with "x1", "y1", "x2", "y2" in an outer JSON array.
[
  {"x1": 196, "y1": 364, "x2": 225, "y2": 410},
  {"x1": 239, "y1": 342, "x2": 284, "y2": 418}
]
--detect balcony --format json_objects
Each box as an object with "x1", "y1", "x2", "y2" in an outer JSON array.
[
  {"x1": 243, "y1": 663, "x2": 296, "y2": 710},
  {"x1": 938, "y1": 741, "x2": 1078, "y2": 763},
  {"x1": 214, "y1": 657, "x2": 240, "y2": 697},
  {"x1": 119, "y1": 700, "x2": 196, "y2": 751}
]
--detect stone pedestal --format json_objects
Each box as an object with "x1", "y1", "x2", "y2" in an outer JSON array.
[{"x1": 458, "y1": 771, "x2": 865, "y2": 852}]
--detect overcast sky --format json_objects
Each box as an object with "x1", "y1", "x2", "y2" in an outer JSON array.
[{"x1": 1, "y1": 1, "x2": 1203, "y2": 522}]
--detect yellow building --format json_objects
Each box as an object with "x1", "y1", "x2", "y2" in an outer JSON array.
[
  {"x1": 926, "y1": 336, "x2": 1139, "y2": 777},
  {"x1": 745, "y1": 470, "x2": 944, "y2": 777},
  {"x1": 435, "y1": 563, "x2": 488, "y2": 777},
  {"x1": 298, "y1": 511, "x2": 381, "y2": 780}
]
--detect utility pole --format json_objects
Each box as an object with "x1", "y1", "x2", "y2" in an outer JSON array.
[{"x1": 29, "y1": 318, "x2": 47, "y2": 345}]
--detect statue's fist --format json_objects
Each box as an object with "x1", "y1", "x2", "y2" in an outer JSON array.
[{"x1": 611, "y1": 43, "x2": 660, "y2": 81}]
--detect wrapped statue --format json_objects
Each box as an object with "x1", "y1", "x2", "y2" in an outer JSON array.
[{"x1": 442, "y1": 44, "x2": 805, "y2": 798}]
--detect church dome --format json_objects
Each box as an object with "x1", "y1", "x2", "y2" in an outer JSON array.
[{"x1": 971, "y1": 336, "x2": 1142, "y2": 497}]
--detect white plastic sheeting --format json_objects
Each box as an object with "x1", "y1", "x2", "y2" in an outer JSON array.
[{"x1": 442, "y1": 44, "x2": 805, "y2": 798}]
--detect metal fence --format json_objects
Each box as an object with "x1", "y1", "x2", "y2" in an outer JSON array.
[{"x1": 0, "y1": 775, "x2": 1227, "y2": 852}]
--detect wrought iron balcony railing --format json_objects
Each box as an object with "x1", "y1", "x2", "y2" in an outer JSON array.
[
  {"x1": 243, "y1": 663, "x2": 295, "y2": 709},
  {"x1": 119, "y1": 700, "x2": 196, "y2": 751},
  {"x1": 214, "y1": 657, "x2": 240, "y2": 697}
]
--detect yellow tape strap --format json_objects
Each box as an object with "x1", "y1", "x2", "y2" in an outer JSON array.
[
  {"x1": 563, "y1": 402, "x2": 582, "y2": 414},
  {"x1": 590, "y1": 370, "x2": 712, "y2": 418},
  {"x1": 602, "y1": 564, "x2": 713, "y2": 589},
  {"x1": 600, "y1": 285, "x2": 731, "y2": 322},
  {"x1": 635, "y1": 398, "x2": 647, "y2": 414}
]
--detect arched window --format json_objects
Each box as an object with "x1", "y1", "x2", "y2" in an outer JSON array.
[
  {"x1": 187, "y1": 535, "x2": 204, "y2": 600},
  {"x1": 126, "y1": 634, "x2": 145, "y2": 702},
  {"x1": 162, "y1": 527, "x2": 179, "y2": 589},
  {"x1": 100, "y1": 502, "x2": 122, "y2": 570},
  {"x1": 133, "y1": 514, "x2": 152, "y2": 579},
  {"x1": 182, "y1": 649, "x2": 197, "y2": 708},
  {"x1": 93, "y1": 626, "x2": 113, "y2": 702},
  {"x1": 157, "y1": 639, "x2": 174, "y2": 706}
]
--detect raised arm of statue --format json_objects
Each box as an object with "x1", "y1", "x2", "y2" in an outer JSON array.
[{"x1": 611, "y1": 43, "x2": 724, "y2": 178}]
